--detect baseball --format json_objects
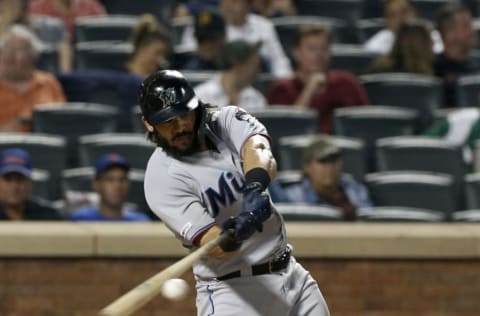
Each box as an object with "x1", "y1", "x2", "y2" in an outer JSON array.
[{"x1": 160, "y1": 278, "x2": 190, "y2": 301}]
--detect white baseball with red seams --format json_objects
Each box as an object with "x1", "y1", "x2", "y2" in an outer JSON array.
[{"x1": 161, "y1": 278, "x2": 190, "y2": 300}]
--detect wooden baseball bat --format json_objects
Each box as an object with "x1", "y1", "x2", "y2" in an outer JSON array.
[{"x1": 99, "y1": 232, "x2": 229, "y2": 316}]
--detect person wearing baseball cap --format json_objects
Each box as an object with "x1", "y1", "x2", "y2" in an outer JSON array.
[
  {"x1": 269, "y1": 135, "x2": 373, "y2": 220},
  {"x1": 0, "y1": 148, "x2": 61, "y2": 220},
  {"x1": 69, "y1": 153, "x2": 150, "y2": 221},
  {"x1": 183, "y1": 10, "x2": 226, "y2": 71}
]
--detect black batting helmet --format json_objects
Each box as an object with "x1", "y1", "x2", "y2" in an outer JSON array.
[{"x1": 140, "y1": 70, "x2": 200, "y2": 125}]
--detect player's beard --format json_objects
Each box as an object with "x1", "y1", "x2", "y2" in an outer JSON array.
[{"x1": 154, "y1": 130, "x2": 200, "y2": 158}]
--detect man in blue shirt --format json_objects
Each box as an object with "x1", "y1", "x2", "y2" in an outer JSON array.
[
  {"x1": 70, "y1": 154, "x2": 150, "y2": 222},
  {"x1": 269, "y1": 135, "x2": 372, "y2": 220},
  {"x1": 0, "y1": 148, "x2": 61, "y2": 220}
]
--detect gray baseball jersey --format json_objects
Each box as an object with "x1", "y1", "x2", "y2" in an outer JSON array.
[
  {"x1": 144, "y1": 105, "x2": 329, "y2": 316},
  {"x1": 144, "y1": 106, "x2": 287, "y2": 279}
]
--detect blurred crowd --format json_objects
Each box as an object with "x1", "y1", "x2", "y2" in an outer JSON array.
[{"x1": 1, "y1": 0, "x2": 480, "y2": 222}]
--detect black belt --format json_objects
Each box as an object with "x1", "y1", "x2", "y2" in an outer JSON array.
[{"x1": 216, "y1": 247, "x2": 291, "y2": 281}]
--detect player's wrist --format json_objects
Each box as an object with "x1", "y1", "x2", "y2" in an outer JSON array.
[{"x1": 244, "y1": 168, "x2": 270, "y2": 191}]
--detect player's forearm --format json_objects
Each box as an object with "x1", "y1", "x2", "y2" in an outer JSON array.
[{"x1": 241, "y1": 135, "x2": 277, "y2": 181}]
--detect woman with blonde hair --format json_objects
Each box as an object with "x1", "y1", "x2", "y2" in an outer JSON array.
[
  {"x1": 367, "y1": 19, "x2": 434, "y2": 75},
  {"x1": 126, "y1": 14, "x2": 171, "y2": 77}
]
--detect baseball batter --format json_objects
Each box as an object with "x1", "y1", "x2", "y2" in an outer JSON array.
[{"x1": 141, "y1": 70, "x2": 329, "y2": 316}]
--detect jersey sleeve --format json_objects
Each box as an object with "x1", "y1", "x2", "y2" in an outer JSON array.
[
  {"x1": 144, "y1": 169, "x2": 215, "y2": 247},
  {"x1": 214, "y1": 106, "x2": 270, "y2": 156}
]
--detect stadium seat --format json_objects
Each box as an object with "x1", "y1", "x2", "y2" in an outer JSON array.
[
  {"x1": 275, "y1": 170, "x2": 303, "y2": 187},
  {"x1": 56, "y1": 70, "x2": 143, "y2": 132},
  {"x1": 296, "y1": 0, "x2": 364, "y2": 23},
  {"x1": 365, "y1": 171, "x2": 458, "y2": 217},
  {"x1": 101, "y1": 0, "x2": 176, "y2": 24},
  {"x1": 330, "y1": 44, "x2": 380, "y2": 75},
  {"x1": 37, "y1": 45, "x2": 58, "y2": 73},
  {"x1": 32, "y1": 103, "x2": 119, "y2": 166},
  {"x1": 251, "y1": 106, "x2": 318, "y2": 161},
  {"x1": 75, "y1": 41, "x2": 132, "y2": 71},
  {"x1": 274, "y1": 203, "x2": 344, "y2": 221},
  {"x1": 31, "y1": 15, "x2": 66, "y2": 45},
  {"x1": 355, "y1": 18, "x2": 385, "y2": 43},
  {"x1": 78, "y1": 133, "x2": 154, "y2": 169},
  {"x1": 465, "y1": 173, "x2": 480, "y2": 209},
  {"x1": 452, "y1": 209, "x2": 480, "y2": 222},
  {"x1": 31, "y1": 169, "x2": 52, "y2": 201},
  {"x1": 376, "y1": 136, "x2": 466, "y2": 178},
  {"x1": 412, "y1": 0, "x2": 455, "y2": 21},
  {"x1": 278, "y1": 135, "x2": 366, "y2": 180},
  {"x1": 357, "y1": 206, "x2": 446, "y2": 222},
  {"x1": 271, "y1": 16, "x2": 348, "y2": 54},
  {"x1": 75, "y1": 15, "x2": 138, "y2": 43},
  {"x1": 333, "y1": 106, "x2": 417, "y2": 146},
  {"x1": 359, "y1": 73, "x2": 444, "y2": 129},
  {"x1": 61, "y1": 167, "x2": 150, "y2": 215},
  {"x1": 0, "y1": 133, "x2": 67, "y2": 199},
  {"x1": 296, "y1": 0, "x2": 365, "y2": 43},
  {"x1": 456, "y1": 74, "x2": 480, "y2": 108}
]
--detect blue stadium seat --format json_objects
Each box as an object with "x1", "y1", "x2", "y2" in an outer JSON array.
[{"x1": 75, "y1": 41, "x2": 132, "y2": 71}]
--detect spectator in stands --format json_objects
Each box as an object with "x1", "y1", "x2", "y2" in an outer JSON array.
[
  {"x1": 434, "y1": 5, "x2": 479, "y2": 107},
  {"x1": 182, "y1": 10, "x2": 226, "y2": 71},
  {"x1": 251, "y1": 0, "x2": 297, "y2": 18},
  {"x1": 364, "y1": 0, "x2": 443, "y2": 54},
  {"x1": 267, "y1": 25, "x2": 369, "y2": 134},
  {"x1": 366, "y1": 19, "x2": 434, "y2": 75},
  {"x1": 0, "y1": 25, "x2": 65, "y2": 132},
  {"x1": 126, "y1": 14, "x2": 171, "y2": 77},
  {"x1": 70, "y1": 154, "x2": 150, "y2": 221},
  {"x1": 219, "y1": 0, "x2": 292, "y2": 77},
  {"x1": 181, "y1": 0, "x2": 292, "y2": 77},
  {"x1": 1, "y1": 0, "x2": 70, "y2": 72},
  {"x1": 194, "y1": 40, "x2": 267, "y2": 111},
  {"x1": 0, "y1": 148, "x2": 61, "y2": 221},
  {"x1": 27, "y1": 0, "x2": 106, "y2": 42},
  {"x1": 269, "y1": 135, "x2": 372, "y2": 221}
]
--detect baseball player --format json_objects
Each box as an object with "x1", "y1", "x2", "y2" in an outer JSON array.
[{"x1": 141, "y1": 70, "x2": 330, "y2": 316}]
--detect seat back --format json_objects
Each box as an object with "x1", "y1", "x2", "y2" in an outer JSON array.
[
  {"x1": 78, "y1": 133, "x2": 154, "y2": 169},
  {"x1": 75, "y1": 15, "x2": 137, "y2": 42},
  {"x1": 360, "y1": 73, "x2": 444, "y2": 129},
  {"x1": 251, "y1": 106, "x2": 318, "y2": 164},
  {"x1": 32, "y1": 103, "x2": 119, "y2": 166},
  {"x1": 330, "y1": 44, "x2": 379, "y2": 75},
  {"x1": 456, "y1": 74, "x2": 480, "y2": 108},
  {"x1": 75, "y1": 41, "x2": 132, "y2": 71},
  {"x1": 365, "y1": 171, "x2": 458, "y2": 216},
  {"x1": 274, "y1": 203, "x2": 344, "y2": 221},
  {"x1": 357, "y1": 206, "x2": 446, "y2": 222}
]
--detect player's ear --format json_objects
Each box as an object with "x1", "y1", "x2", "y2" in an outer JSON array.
[{"x1": 142, "y1": 116, "x2": 155, "y2": 132}]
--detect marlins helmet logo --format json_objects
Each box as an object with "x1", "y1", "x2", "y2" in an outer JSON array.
[{"x1": 159, "y1": 87, "x2": 176, "y2": 107}]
